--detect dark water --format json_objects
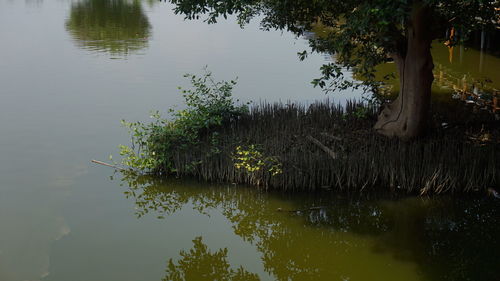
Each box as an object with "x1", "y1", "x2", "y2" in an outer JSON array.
[{"x1": 0, "y1": 0, "x2": 499, "y2": 280}]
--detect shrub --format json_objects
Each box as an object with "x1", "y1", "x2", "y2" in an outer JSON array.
[{"x1": 119, "y1": 70, "x2": 248, "y2": 174}]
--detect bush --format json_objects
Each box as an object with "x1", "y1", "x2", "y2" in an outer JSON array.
[{"x1": 119, "y1": 70, "x2": 248, "y2": 173}]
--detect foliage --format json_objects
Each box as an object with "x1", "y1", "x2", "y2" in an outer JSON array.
[
  {"x1": 127, "y1": 99, "x2": 498, "y2": 192},
  {"x1": 169, "y1": 0, "x2": 499, "y2": 93},
  {"x1": 164, "y1": 236, "x2": 260, "y2": 281},
  {"x1": 119, "y1": 70, "x2": 248, "y2": 173},
  {"x1": 352, "y1": 106, "x2": 370, "y2": 119},
  {"x1": 233, "y1": 144, "x2": 282, "y2": 175},
  {"x1": 341, "y1": 105, "x2": 371, "y2": 121}
]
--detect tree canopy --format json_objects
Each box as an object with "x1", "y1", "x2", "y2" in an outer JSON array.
[
  {"x1": 170, "y1": 0, "x2": 498, "y2": 91},
  {"x1": 168, "y1": 0, "x2": 499, "y2": 139}
]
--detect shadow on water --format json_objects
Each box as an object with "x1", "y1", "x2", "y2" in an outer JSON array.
[
  {"x1": 119, "y1": 173, "x2": 500, "y2": 281},
  {"x1": 65, "y1": 0, "x2": 151, "y2": 57}
]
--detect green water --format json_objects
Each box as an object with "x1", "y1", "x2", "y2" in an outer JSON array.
[
  {"x1": 376, "y1": 42, "x2": 500, "y2": 97},
  {"x1": 0, "y1": 1, "x2": 499, "y2": 281}
]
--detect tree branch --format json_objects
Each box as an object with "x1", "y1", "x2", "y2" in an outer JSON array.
[{"x1": 306, "y1": 135, "x2": 337, "y2": 160}]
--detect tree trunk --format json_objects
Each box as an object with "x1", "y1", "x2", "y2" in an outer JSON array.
[{"x1": 374, "y1": 3, "x2": 434, "y2": 140}]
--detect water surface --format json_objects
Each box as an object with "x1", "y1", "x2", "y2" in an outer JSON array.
[{"x1": 0, "y1": 1, "x2": 498, "y2": 281}]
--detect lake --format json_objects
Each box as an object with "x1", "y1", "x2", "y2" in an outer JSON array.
[{"x1": 0, "y1": 1, "x2": 498, "y2": 280}]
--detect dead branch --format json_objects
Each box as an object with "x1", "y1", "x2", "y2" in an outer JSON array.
[
  {"x1": 91, "y1": 159, "x2": 126, "y2": 171},
  {"x1": 306, "y1": 135, "x2": 337, "y2": 160}
]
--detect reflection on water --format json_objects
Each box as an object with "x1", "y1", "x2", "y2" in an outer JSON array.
[
  {"x1": 377, "y1": 43, "x2": 499, "y2": 94},
  {"x1": 384, "y1": 43, "x2": 498, "y2": 91},
  {"x1": 65, "y1": 0, "x2": 151, "y2": 56},
  {"x1": 373, "y1": 42, "x2": 500, "y2": 116},
  {"x1": 164, "y1": 237, "x2": 260, "y2": 281},
  {"x1": 433, "y1": 43, "x2": 499, "y2": 91},
  {"x1": 121, "y1": 174, "x2": 500, "y2": 281},
  {"x1": 1, "y1": 0, "x2": 499, "y2": 280}
]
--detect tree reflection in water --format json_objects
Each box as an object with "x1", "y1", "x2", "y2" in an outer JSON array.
[
  {"x1": 164, "y1": 237, "x2": 260, "y2": 281},
  {"x1": 65, "y1": 0, "x2": 151, "y2": 56},
  {"x1": 120, "y1": 173, "x2": 500, "y2": 281}
]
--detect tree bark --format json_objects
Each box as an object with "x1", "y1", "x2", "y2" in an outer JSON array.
[{"x1": 374, "y1": 2, "x2": 434, "y2": 140}]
